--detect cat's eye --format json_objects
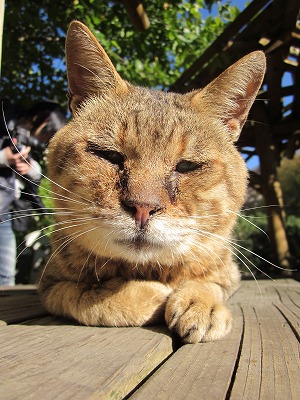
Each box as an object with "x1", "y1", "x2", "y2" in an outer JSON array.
[
  {"x1": 86, "y1": 143, "x2": 124, "y2": 168},
  {"x1": 100, "y1": 150, "x2": 124, "y2": 167},
  {"x1": 175, "y1": 160, "x2": 202, "y2": 173}
]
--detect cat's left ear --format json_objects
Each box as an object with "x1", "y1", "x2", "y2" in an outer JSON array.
[
  {"x1": 66, "y1": 21, "x2": 128, "y2": 114},
  {"x1": 189, "y1": 51, "x2": 266, "y2": 141}
]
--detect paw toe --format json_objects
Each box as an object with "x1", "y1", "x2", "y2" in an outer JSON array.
[{"x1": 166, "y1": 298, "x2": 232, "y2": 343}]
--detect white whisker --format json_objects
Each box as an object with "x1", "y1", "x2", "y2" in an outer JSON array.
[
  {"x1": 16, "y1": 217, "x2": 96, "y2": 261},
  {"x1": 228, "y1": 210, "x2": 270, "y2": 240},
  {"x1": 191, "y1": 227, "x2": 295, "y2": 274},
  {"x1": 38, "y1": 225, "x2": 98, "y2": 287}
]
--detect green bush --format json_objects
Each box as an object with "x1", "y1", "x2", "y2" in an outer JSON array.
[
  {"x1": 234, "y1": 210, "x2": 300, "y2": 278},
  {"x1": 234, "y1": 212, "x2": 271, "y2": 278}
]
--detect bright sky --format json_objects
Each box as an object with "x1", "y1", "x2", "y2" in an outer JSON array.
[{"x1": 202, "y1": 0, "x2": 250, "y2": 17}]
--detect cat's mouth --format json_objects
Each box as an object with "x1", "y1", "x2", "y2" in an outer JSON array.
[{"x1": 116, "y1": 236, "x2": 162, "y2": 251}]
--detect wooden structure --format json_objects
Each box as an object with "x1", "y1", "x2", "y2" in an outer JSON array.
[
  {"x1": 171, "y1": 0, "x2": 300, "y2": 270},
  {"x1": 1, "y1": 279, "x2": 299, "y2": 399},
  {"x1": 0, "y1": 0, "x2": 5, "y2": 78},
  {"x1": 122, "y1": 0, "x2": 150, "y2": 31}
]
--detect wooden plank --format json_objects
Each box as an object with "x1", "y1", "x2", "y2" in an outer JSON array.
[
  {"x1": 130, "y1": 306, "x2": 243, "y2": 399},
  {"x1": 229, "y1": 279, "x2": 279, "y2": 305},
  {"x1": 21, "y1": 314, "x2": 80, "y2": 326},
  {"x1": 0, "y1": 289, "x2": 48, "y2": 324},
  {"x1": 272, "y1": 282, "x2": 300, "y2": 340},
  {"x1": 0, "y1": 324, "x2": 173, "y2": 400},
  {"x1": 275, "y1": 303, "x2": 300, "y2": 340},
  {"x1": 228, "y1": 280, "x2": 300, "y2": 400},
  {"x1": 0, "y1": 284, "x2": 37, "y2": 291},
  {"x1": 275, "y1": 283, "x2": 300, "y2": 307},
  {"x1": 257, "y1": 304, "x2": 300, "y2": 399},
  {"x1": 1, "y1": 280, "x2": 299, "y2": 399},
  {"x1": 229, "y1": 306, "x2": 262, "y2": 400},
  {"x1": 231, "y1": 279, "x2": 300, "y2": 305},
  {"x1": 230, "y1": 304, "x2": 300, "y2": 399},
  {"x1": 131, "y1": 280, "x2": 300, "y2": 399}
]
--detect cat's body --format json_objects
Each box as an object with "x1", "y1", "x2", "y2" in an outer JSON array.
[{"x1": 39, "y1": 21, "x2": 266, "y2": 343}]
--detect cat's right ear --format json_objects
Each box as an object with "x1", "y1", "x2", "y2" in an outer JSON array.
[{"x1": 66, "y1": 21, "x2": 128, "y2": 114}]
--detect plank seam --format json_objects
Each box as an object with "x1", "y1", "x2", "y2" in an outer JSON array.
[
  {"x1": 5, "y1": 311, "x2": 49, "y2": 325},
  {"x1": 122, "y1": 351, "x2": 175, "y2": 399},
  {"x1": 225, "y1": 304, "x2": 245, "y2": 400},
  {"x1": 273, "y1": 303, "x2": 300, "y2": 341}
]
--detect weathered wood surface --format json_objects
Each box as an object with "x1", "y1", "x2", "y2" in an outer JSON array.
[
  {"x1": 1, "y1": 279, "x2": 300, "y2": 400},
  {"x1": 132, "y1": 280, "x2": 300, "y2": 400}
]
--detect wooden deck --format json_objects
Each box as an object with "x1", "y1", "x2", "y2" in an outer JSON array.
[{"x1": 1, "y1": 279, "x2": 299, "y2": 399}]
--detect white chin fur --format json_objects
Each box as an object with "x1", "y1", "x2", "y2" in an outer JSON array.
[{"x1": 83, "y1": 217, "x2": 193, "y2": 264}]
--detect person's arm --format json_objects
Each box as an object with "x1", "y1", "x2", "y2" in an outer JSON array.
[
  {"x1": 0, "y1": 145, "x2": 41, "y2": 181},
  {"x1": 24, "y1": 158, "x2": 42, "y2": 181},
  {"x1": 0, "y1": 148, "x2": 9, "y2": 167}
]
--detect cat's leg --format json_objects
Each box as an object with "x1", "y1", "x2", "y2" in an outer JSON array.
[
  {"x1": 165, "y1": 280, "x2": 233, "y2": 343},
  {"x1": 40, "y1": 278, "x2": 172, "y2": 326}
]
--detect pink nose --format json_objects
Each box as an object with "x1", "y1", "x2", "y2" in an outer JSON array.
[
  {"x1": 121, "y1": 200, "x2": 161, "y2": 229},
  {"x1": 134, "y1": 205, "x2": 156, "y2": 229}
]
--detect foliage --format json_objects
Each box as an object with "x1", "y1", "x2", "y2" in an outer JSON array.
[
  {"x1": 277, "y1": 155, "x2": 300, "y2": 216},
  {"x1": 233, "y1": 155, "x2": 300, "y2": 277},
  {"x1": 1, "y1": 0, "x2": 239, "y2": 108},
  {"x1": 36, "y1": 177, "x2": 55, "y2": 235},
  {"x1": 277, "y1": 156, "x2": 300, "y2": 272},
  {"x1": 285, "y1": 215, "x2": 300, "y2": 270},
  {"x1": 234, "y1": 211, "x2": 299, "y2": 278},
  {"x1": 234, "y1": 210, "x2": 271, "y2": 278},
  {"x1": 235, "y1": 187, "x2": 300, "y2": 277}
]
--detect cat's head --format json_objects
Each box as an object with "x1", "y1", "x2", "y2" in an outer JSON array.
[{"x1": 47, "y1": 21, "x2": 266, "y2": 266}]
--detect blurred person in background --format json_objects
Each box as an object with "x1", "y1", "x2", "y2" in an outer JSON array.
[{"x1": 0, "y1": 100, "x2": 66, "y2": 286}]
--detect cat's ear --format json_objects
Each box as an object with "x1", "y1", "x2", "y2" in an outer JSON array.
[
  {"x1": 66, "y1": 21, "x2": 128, "y2": 113},
  {"x1": 189, "y1": 51, "x2": 266, "y2": 141}
]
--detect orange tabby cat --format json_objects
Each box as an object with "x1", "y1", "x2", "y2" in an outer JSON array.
[{"x1": 39, "y1": 21, "x2": 266, "y2": 343}]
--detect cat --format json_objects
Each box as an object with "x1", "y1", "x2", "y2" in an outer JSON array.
[{"x1": 38, "y1": 21, "x2": 266, "y2": 343}]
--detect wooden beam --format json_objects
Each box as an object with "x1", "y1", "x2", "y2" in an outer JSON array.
[
  {"x1": 170, "y1": 0, "x2": 271, "y2": 92},
  {"x1": 122, "y1": 1, "x2": 149, "y2": 31},
  {"x1": 248, "y1": 171, "x2": 263, "y2": 193},
  {"x1": 0, "y1": 0, "x2": 4, "y2": 79},
  {"x1": 272, "y1": 118, "x2": 300, "y2": 135},
  {"x1": 280, "y1": 85, "x2": 295, "y2": 97},
  {"x1": 283, "y1": 132, "x2": 300, "y2": 158},
  {"x1": 253, "y1": 103, "x2": 291, "y2": 271},
  {"x1": 291, "y1": 55, "x2": 300, "y2": 117},
  {"x1": 265, "y1": 48, "x2": 286, "y2": 122},
  {"x1": 179, "y1": 39, "x2": 264, "y2": 93}
]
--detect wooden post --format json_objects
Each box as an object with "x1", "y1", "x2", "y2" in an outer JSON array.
[
  {"x1": 0, "y1": 0, "x2": 4, "y2": 79},
  {"x1": 122, "y1": 1, "x2": 150, "y2": 31},
  {"x1": 253, "y1": 103, "x2": 291, "y2": 273}
]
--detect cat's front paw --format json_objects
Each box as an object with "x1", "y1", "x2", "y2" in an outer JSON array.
[{"x1": 165, "y1": 282, "x2": 232, "y2": 343}]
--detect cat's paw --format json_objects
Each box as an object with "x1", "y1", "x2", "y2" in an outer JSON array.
[
  {"x1": 165, "y1": 283, "x2": 232, "y2": 343},
  {"x1": 88, "y1": 278, "x2": 172, "y2": 326}
]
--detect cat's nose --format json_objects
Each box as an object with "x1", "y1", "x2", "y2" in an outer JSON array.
[{"x1": 121, "y1": 199, "x2": 161, "y2": 229}]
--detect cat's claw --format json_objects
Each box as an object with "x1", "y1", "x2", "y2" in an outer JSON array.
[{"x1": 165, "y1": 287, "x2": 232, "y2": 343}]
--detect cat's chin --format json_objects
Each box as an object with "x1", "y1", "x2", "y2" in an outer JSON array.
[
  {"x1": 116, "y1": 237, "x2": 163, "y2": 251},
  {"x1": 113, "y1": 236, "x2": 176, "y2": 264}
]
